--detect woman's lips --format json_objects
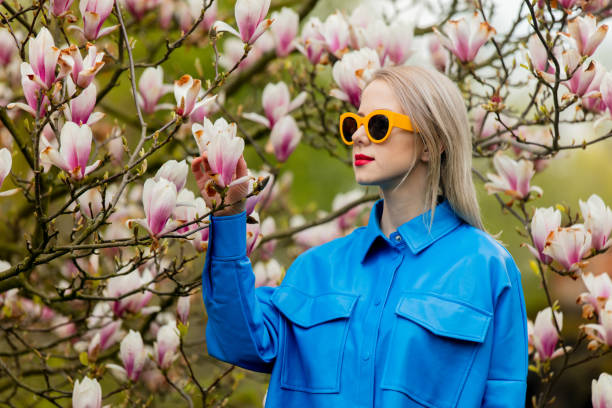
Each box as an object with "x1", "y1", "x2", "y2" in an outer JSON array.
[{"x1": 355, "y1": 158, "x2": 374, "y2": 166}]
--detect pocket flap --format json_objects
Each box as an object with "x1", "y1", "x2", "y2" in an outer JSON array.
[
  {"x1": 395, "y1": 292, "x2": 492, "y2": 342},
  {"x1": 271, "y1": 286, "x2": 358, "y2": 328}
]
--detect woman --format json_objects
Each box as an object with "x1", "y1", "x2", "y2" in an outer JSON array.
[{"x1": 192, "y1": 65, "x2": 528, "y2": 407}]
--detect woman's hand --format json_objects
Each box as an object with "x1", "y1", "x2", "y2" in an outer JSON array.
[{"x1": 191, "y1": 151, "x2": 249, "y2": 217}]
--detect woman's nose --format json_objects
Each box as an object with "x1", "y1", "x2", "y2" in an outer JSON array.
[{"x1": 352, "y1": 124, "x2": 370, "y2": 146}]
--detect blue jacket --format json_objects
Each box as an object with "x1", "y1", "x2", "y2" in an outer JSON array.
[{"x1": 202, "y1": 198, "x2": 529, "y2": 408}]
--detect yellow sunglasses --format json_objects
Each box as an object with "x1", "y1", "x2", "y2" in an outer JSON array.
[{"x1": 339, "y1": 109, "x2": 417, "y2": 145}]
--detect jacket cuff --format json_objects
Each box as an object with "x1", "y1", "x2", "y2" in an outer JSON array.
[{"x1": 210, "y1": 210, "x2": 247, "y2": 259}]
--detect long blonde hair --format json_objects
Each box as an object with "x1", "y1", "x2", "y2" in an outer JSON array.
[{"x1": 366, "y1": 65, "x2": 485, "y2": 231}]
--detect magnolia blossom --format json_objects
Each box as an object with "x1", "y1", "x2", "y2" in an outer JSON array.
[
  {"x1": 192, "y1": 117, "x2": 237, "y2": 155},
  {"x1": 40, "y1": 122, "x2": 101, "y2": 180},
  {"x1": 562, "y1": 54, "x2": 605, "y2": 97},
  {"x1": 65, "y1": 79, "x2": 105, "y2": 126},
  {"x1": 254, "y1": 259, "x2": 283, "y2": 287},
  {"x1": 176, "y1": 295, "x2": 191, "y2": 325},
  {"x1": 104, "y1": 267, "x2": 155, "y2": 317},
  {"x1": 174, "y1": 74, "x2": 217, "y2": 117},
  {"x1": 247, "y1": 212, "x2": 262, "y2": 256},
  {"x1": 319, "y1": 12, "x2": 350, "y2": 57},
  {"x1": 7, "y1": 63, "x2": 51, "y2": 117},
  {"x1": 527, "y1": 307, "x2": 565, "y2": 361},
  {"x1": 577, "y1": 272, "x2": 612, "y2": 316},
  {"x1": 600, "y1": 72, "x2": 612, "y2": 115},
  {"x1": 242, "y1": 81, "x2": 307, "y2": 129},
  {"x1": 522, "y1": 207, "x2": 562, "y2": 264},
  {"x1": 153, "y1": 322, "x2": 180, "y2": 370},
  {"x1": 106, "y1": 330, "x2": 147, "y2": 382},
  {"x1": 527, "y1": 34, "x2": 556, "y2": 79},
  {"x1": 123, "y1": 0, "x2": 160, "y2": 20},
  {"x1": 0, "y1": 28, "x2": 17, "y2": 66},
  {"x1": 26, "y1": 27, "x2": 60, "y2": 89},
  {"x1": 579, "y1": 194, "x2": 612, "y2": 251},
  {"x1": 72, "y1": 377, "x2": 102, "y2": 408},
  {"x1": 484, "y1": 152, "x2": 543, "y2": 199},
  {"x1": 567, "y1": 14, "x2": 608, "y2": 57},
  {"x1": 269, "y1": 115, "x2": 301, "y2": 162},
  {"x1": 172, "y1": 189, "x2": 210, "y2": 251},
  {"x1": 332, "y1": 188, "x2": 367, "y2": 230},
  {"x1": 290, "y1": 213, "x2": 343, "y2": 249},
  {"x1": 582, "y1": 298, "x2": 612, "y2": 347},
  {"x1": 592, "y1": 372, "x2": 612, "y2": 407},
  {"x1": 295, "y1": 17, "x2": 326, "y2": 65},
  {"x1": 137, "y1": 66, "x2": 171, "y2": 115},
  {"x1": 542, "y1": 225, "x2": 592, "y2": 272},
  {"x1": 212, "y1": 0, "x2": 273, "y2": 45},
  {"x1": 433, "y1": 11, "x2": 496, "y2": 63},
  {"x1": 76, "y1": 0, "x2": 118, "y2": 41},
  {"x1": 58, "y1": 43, "x2": 105, "y2": 88},
  {"x1": 270, "y1": 7, "x2": 299, "y2": 57},
  {"x1": 429, "y1": 35, "x2": 448, "y2": 73},
  {"x1": 205, "y1": 119, "x2": 246, "y2": 188},
  {"x1": 0, "y1": 148, "x2": 19, "y2": 197},
  {"x1": 88, "y1": 320, "x2": 123, "y2": 360},
  {"x1": 154, "y1": 160, "x2": 188, "y2": 192},
  {"x1": 52, "y1": 0, "x2": 75, "y2": 16},
  {"x1": 127, "y1": 178, "x2": 178, "y2": 237},
  {"x1": 258, "y1": 216, "x2": 276, "y2": 260},
  {"x1": 330, "y1": 47, "x2": 381, "y2": 108}
]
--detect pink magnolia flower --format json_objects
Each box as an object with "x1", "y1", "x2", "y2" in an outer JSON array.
[
  {"x1": 270, "y1": 7, "x2": 298, "y2": 57},
  {"x1": 123, "y1": 0, "x2": 160, "y2": 21},
  {"x1": 212, "y1": 0, "x2": 273, "y2": 45},
  {"x1": 88, "y1": 319, "x2": 123, "y2": 360},
  {"x1": 592, "y1": 372, "x2": 612, "y2": 407},
  {"x1": 0, "y1": 28, "x2": 17, "y2": 66},
  {"x1": 332, "y1": 189, "x2": 367, "y2": 231},
  {"x1": 290, "y1": 213, "x2": 343, "y2": 249},
  {"x1": 171, "y1": 190, "x2": 210, "y2": 252},
  {"x1": 127, "y1": 178, "x2": 178, "y2": 237},
  {"x1": 205, "y1": 119, "x2": 246, "y2": 188},
  {"x1": 173, "y1": 74, "x2": 217, "y2": 117},
  {"x1": 65, "y1": 79, "x2": 105, "y2": 126},
  {"x1": 176, "y1": 295, "x2": 190, "y2": 325},
  {"x1": 385, "y1": 20, "x2": 414, "y2": 66},
  {"x1": 330, "y1": 47, "x2": 381, "y2": 108},
  {"x1": 484, "y1": 151, "x2": 543, "y2": 199},
  {"x1": 52, "y1": 0, "x2": 75, "y2": 16},
  {"x1": 72, "y1": 377, "x2": 102, "y2": 408},
  {"x1": 433, "y1": 11, "x2": 496, "y2": 63},
  {"x1": 527, "y1": 34, "x2": 556, "y2": 79},
  {"x1": 243, "y1": 172, "x2": 266, "y2": 215},
  {"x1": 39, "y1": 122, "x2": 101, "y2": 180},
  {"x1": 137, "y1": 66, "x2": 171, "y2": 115},
  {"x1": 563, "y1": 54, "x2": 605, "y2": 97},
  {"x1": 578, "y1": 272, "x2": 612, "y2": 315},
  {"x1": 429, "y1": 35, "x2": 448, "y2": 73},
  {"x1": 27, "y1": 27, "x2": 60, "y2": 89},
  {"x1": 154, "y1": 159, "x2": 188, "y2": 192},
  {"x1": 105, "y1": 267, "x2": 155, "y2": 317},
  {"x1": 7, "y1": 63, "x2": 50, "y2": 117},
  {"x1": 58, "y1": 43, "x2": 105, "y2": 88},
  {"x1": 600, "y1": 71, "x2": 612, "y2": 115},
  {"x1": 522, "y1": 207, "x2": 562, "y2": 264},
  {"x1": 192, "y1": 117, "x2": 237, "y2": 155},
  {"x1": 106, "y1": 330, "x2": 147, "y2": 382},
  {"x1": 247, "y1": 212, "x2": 261, "y2": 256},
  {"x1": 254, "y1": 259, "x2": 283, "y2": 287},
  {"x1": 556, "y1": 0, "x2": 580, "y2": 9},
  {"x1": 542, "y1": 224, "x2": 592, "y2": 271},
  {"x1": 582, "y1": 299, "x2": 612, "y2": 347},
  {"x1": 153, "y1": 322, "x2": 180, "y2": 370},
  {"x1": 567, "y1": 14, "x2": 608, "y2": 57},
  {"x1": 319, "y1": 12, "x2": 350, "y2": 57},
  {"x1": 0, "y1": 148, "x2": 19, "y2": 197},
  {"x1": 242, "y1": 81, "x2": 307, "y2": 129},
  {"x1": 295, "y1": 17, "x2": 325, "y2": 65},
  {"x1": 528, "y1": 307, "x2": 566, "y2": 361},
  {"x1": 579, "y1": 194, "x2": 612, "y2": 251},
  {"x1": 269, "y1": 115, "x2": 301, "y2": 162},
  {"x1": 77, "y1": 0, "x2": 118, "y2": 41},
  {"x1": 258, "y1": 216, "x2": 276, "y2": 260}
]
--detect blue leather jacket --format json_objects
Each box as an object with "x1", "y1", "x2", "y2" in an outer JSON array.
[{"x1": 202, "y1": 198, "x2": 528, "y2": 407}]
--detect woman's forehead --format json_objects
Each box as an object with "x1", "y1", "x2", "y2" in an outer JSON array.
[{"x1": 359, "y1": 81, "x2": 402, "y2": 114}]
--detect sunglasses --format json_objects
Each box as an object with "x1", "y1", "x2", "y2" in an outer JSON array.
[{"x1": 339, "y1": 109, "x2": 417, "y2": 145}]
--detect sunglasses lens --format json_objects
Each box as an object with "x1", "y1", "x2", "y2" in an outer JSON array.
[
  {"x1": 341, "y1": 117, "x2": 358, "y2": 143},
  {"x1": 368, "y1": 114, "x2": 390, "y2": 141}
]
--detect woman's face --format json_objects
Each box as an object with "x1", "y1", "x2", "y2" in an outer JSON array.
[{"x1": 352, "y1": 79, "x2": 427, "y2": 190}]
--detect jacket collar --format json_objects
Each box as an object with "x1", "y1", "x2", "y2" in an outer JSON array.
[{"x1": 359, "y1": 197, "x2": 463, "y2": 264}]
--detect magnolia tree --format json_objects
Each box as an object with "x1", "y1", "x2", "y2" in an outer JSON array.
[{"x1": 0, "y1": 0, "x2": 612, "y2": 406}]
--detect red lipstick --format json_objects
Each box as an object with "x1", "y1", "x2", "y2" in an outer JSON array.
[{"x1": 354, "y1": 153, "x2": 374, "y2": 166}]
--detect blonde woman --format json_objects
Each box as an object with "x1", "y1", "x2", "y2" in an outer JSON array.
[{"x1": 192, "y1": 65, "x2": 528, "y2": 407}]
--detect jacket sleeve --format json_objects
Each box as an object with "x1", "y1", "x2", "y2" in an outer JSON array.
[
  {"x1": 201, "y1": 210, "x2": 287, "y2": 373},
  {"x1": 481, "y1": 257, "x2": 529, "y2": 408}
]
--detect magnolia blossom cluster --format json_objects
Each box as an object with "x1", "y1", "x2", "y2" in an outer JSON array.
[
  {"x1": 522, "y1": 194, "x2": 612, "y2": 272},
  {"x1": 528, "y1": 306, "x2": 568, "y2": 362}
]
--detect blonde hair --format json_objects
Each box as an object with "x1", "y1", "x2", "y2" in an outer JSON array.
[{"x1": 366, "y1": 65, "x2": 485, "y2": 231}]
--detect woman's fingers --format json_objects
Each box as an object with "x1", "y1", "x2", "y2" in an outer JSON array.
[{"x1": 236, "y1": 155, "x2": 247, "y2": 179}]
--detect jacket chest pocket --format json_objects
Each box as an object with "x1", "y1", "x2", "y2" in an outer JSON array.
[
  {"x1": 271, "y1": 286, "x2": 358, "y2": 393},
  {"x1": 381, "y1": 292, "x2": 492, "y2": 408}
]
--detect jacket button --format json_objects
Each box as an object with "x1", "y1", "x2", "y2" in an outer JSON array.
[
  {"x1": 395, "y1": 235, "x2": 401, "y2": 241},
  {"x1": 362, "y1": 353, "x2": 370, "y2": 361},
  {"x1": 374, "y1": 298, "x2": 381, "y2": 306}
]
